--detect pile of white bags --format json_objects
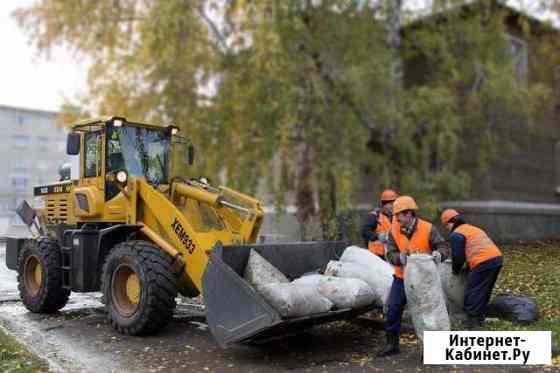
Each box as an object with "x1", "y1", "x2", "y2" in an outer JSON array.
[
  {"x1": 244, "y1": 248, "x2": 379, "y2": 318},
  {"x1": 404, "y1": 254, "x2": 450, "y2": 341},
  {"x1": 244, "y1": 250, "x2": 333, "y2": 318},
  {"x1": 324, "y1": 246, "x2": 393, "y2": 308},
  {"x1": 438, "y1": 259, "x2": 467, "y2": 321}
]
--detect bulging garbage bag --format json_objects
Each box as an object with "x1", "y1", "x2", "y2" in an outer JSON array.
[
  {"x1": 487, "y1": 294, "x2": 539, "y2": 324},
  {"x1": 244, "y1": 249, "x2": 289, "y2": 287},
  {"x1": 438, "y1": 260, "x2": 467, "y2": 321},
  {"x1": 257, "y1": 283, "x2": 333, "y2": 318},
  {"x1": 293, "y1": 274, "x2": 375, "y2": 309},
  {"x1": 318, "y1": 277, "x2": 375, "y2": 309},
  {"x1": 324, "y1": 260, "x2": 391, "y2": 308},
  {"x1": 404, "y1": 254, "x2": 450, "y2": 341},
  {"x1": 339, "y1": 246, "x2": 393, "y2": 306}
]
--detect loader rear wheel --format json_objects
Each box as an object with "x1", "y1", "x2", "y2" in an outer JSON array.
[
  {"x1": 18, "y1": 238, "x2": 70, "y2": 313},
  {"x1": 102, "y1": 241, "x2": 177, "y2": 335}
]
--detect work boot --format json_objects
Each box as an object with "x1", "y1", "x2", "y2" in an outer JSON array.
[{"x1": 377, "y1": 331, "x2": 400, "y2": 357}]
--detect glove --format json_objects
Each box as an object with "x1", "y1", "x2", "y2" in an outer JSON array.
[
  {"x1": 399, "y1": 253, "x2": 408, "y2": 267},
  {"x1": 432, "y1": 251, "x2": 442, "y2": 264},
  {"x1": 452, "y1": 264, "x2": 469, "y2": 276},
  {"x1": 377, "y1": 232, "x2": 388, "y2": 243}
]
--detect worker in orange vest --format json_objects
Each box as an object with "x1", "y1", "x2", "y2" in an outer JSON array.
[
  {"x1": 361, "y1": 189, "x2": 398, "y2": 259},
  {"x1": 441, "y1": 209, "x2": 503, "y2": 328},
  {"x1": 378, "y1": 196, "x2": 449, "y2": 357}
]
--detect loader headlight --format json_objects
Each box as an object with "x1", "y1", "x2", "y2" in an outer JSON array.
[
  {"x1": 116, "y1": 170, "x2": 128, "y2": 184},
  {"x1": 170, "y1": 126, "x2": 179, "y2": 135}
]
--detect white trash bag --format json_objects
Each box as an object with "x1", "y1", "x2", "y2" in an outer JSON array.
[
  {"x1": 324, "y1": 260, "x2": 391, "y2": 308},
  {"x1": 292, "y1": 274, "x2": 325, "y2": 287},
  {"x1": 293, "y1": 274, "x2": 375, "y2": 309},
  {"x1": 339, "y1": 246, "x2": 393, "y2": 305},
  {"x1": 438, "y1": 260, "x2": 467, "y2": 321},
  {"x1": 258, "y1": 283, "x2": 333, "y2": 318},
  {"x1": 340, "y1": 246, "x2": 394, "y2": 279},
  {"x1": 404, "y1": 254, "x2": 450, "y2": 341},
  {"x1": 318, "y1": 277, "x2": 375, "y2": 309},
  {"x1": 244, "y1": 249, "x2": 289, "y2": 287}
]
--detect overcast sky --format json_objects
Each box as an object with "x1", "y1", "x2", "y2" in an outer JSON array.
[{"x1": 0, "y1": 0, "x2": 87, "y2": 113}]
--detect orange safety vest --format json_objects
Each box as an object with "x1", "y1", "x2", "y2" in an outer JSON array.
[
  {"x1": 367, "y1": 211, "x2": 392, "y2": 256},
  {"x1": 391, "y1": 218, "x2": 433, "y2": 279},
  {"x1": 454, "y1": 224, "x2": 502, "y2": 269}
]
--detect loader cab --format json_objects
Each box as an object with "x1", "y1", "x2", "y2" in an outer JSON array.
[
  {"x1": 67, "y1": 117, "x2": 180, "y2": 221},
  {"x1": 105, "y1": 120, "x2": 172, "y2": 199}
]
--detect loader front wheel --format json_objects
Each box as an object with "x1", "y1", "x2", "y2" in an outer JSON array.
[
  {"x1": 18, "y1": 238, "x2": 70, "y2": 313},
  {"x1": 102, "y1": 241, "x2": 177, "y2": 335}
]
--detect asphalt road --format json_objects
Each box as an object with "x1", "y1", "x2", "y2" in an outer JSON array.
[{"x1": 0, "y1": 244, "x2": 550, "y2": 373}]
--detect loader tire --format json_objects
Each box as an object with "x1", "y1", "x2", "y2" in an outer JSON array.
[
  {"x1": 18, "y1": 238, "x2": 70, "y2": 313},
  {"x1": 101, "y1": 240, "x2": 177, "y2": 335}
]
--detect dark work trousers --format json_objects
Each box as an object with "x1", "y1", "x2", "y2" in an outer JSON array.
[
  {"x1": 386, "y1": 276, "x2": 406, "y2": 334},
  {"x1": 464, "y1": 259, "x2": 503, "y2": 320}
]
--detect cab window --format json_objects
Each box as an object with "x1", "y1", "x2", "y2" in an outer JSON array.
[{"x1": 84, "y1": 132, "x2": 101, "y2": 178}]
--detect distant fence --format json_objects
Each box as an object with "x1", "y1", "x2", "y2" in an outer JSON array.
[
  {"x1": 438, "y1": 200, "x2": 560, "y2": 242},
  {"x1": 260, "y1": 201, "x2": 560, "y2": 243}
]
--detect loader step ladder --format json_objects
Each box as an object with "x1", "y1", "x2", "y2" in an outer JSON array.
[{"x1": 61, "y1": 245, "x2": 73, "y2": 290}]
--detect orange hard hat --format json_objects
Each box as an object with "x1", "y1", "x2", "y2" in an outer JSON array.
[
  {"x1": 380, "y1": 189, "x2": 398, "y2": 202},
  {"x1": 393, "y1": 196, "x2": 418, "y2": 215},
  {"x1": 441, "y1": 209, "x2": 460, "y2": 225}
]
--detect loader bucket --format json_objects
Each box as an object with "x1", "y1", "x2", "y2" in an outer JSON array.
[{"x1": 202, "y1": 241, "x2": 376, "y2": 347}]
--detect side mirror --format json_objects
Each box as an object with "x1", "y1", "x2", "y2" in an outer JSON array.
[
  {"x1": 67, "y1": 132, "x2": 80, "y2": 155},
  {"x1": 187, "y1": 145, "x2": 195, "y2": 165},
  {"x1": 58, "y1": 163, "x2": 71, "y2": 181}
]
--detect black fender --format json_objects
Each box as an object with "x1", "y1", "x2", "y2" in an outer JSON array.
[
  {"x1": 61, "y1": 224, "x2": 142, "y2": 292},
  {"x1": 6, "y1": 237, "x2": 28, "y2": 271},
  {"x1": 96, "y1": 224, "x2": 143, "y2": 283}
]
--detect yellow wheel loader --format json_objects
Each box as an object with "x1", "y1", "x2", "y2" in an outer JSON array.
[{"x1": 5, "y1": 117, "x2": 373, "y2": 346}]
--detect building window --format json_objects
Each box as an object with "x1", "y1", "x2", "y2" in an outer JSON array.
[
  {"x1": 17, "y1": 115, "x2": 27, "y2": 126},
  {"x1": 506, "y1": 34, "x2": 528, "y2": 84},
  {"x1": 36, "y1": 135, "x2": 49, "y2": 152},
  {"x1": 11, "y1": 176, "x2": 28, "y2": 190},
  {"x1": 13, "y1": 135, "x2": 31, "y2": 148}
]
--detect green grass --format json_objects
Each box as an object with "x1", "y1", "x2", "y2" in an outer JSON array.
[
  {"x1": 0, "y1": 326, "x2": 48, "y2": 373},
  {"x1": 481, "y1": 241, "x2": 560, "y2": 351}
]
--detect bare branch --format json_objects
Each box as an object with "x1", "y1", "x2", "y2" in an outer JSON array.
[{"x1": 196, "y1": 3, "x2": 229, "y2": 53}]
